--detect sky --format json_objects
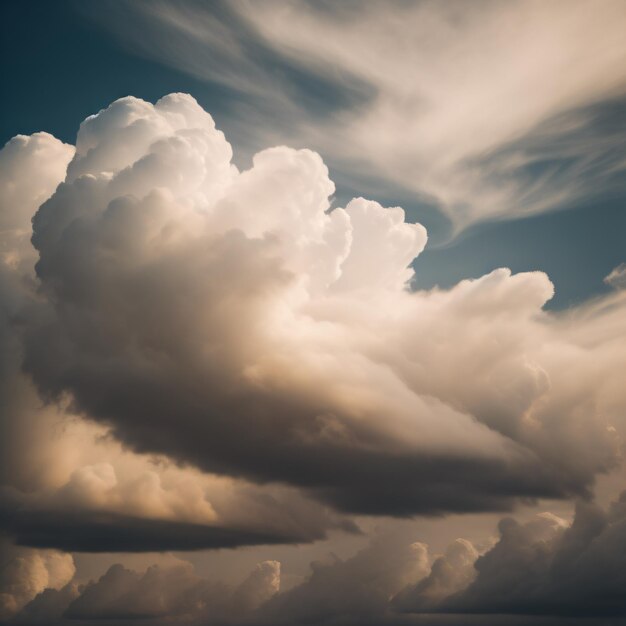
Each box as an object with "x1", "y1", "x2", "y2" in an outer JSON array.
[{"x1": 1, "y1": 1, "x2": 626, "y2": 624}]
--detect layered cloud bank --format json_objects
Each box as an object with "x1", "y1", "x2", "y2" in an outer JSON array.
[
  {"x1": 9, "y1": 493, "x2": 626, "y2": 624},
  {"x1": 1, "y1": 93, "x2": 626, "y2": 622}
]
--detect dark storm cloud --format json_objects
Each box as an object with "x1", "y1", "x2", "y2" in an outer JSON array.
[
  {"x1": 0, "y1": 504, "x2": 340, "y2": 553},
  {"x1": 395, "y1": 493, "x2": 626, "y2": 619},
  {"x1": 260, "y1": 493, "x2": 626, "y2": 624},
  {"x1": 441, "y1": 498, "x2": 626, "y2": 617},
  {"x1": 12, "y1": 496, "x2": 626, "y2": 625}
]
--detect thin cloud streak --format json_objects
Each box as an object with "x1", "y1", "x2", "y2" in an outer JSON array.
[{"x1": 90, "y1": 0, "x2": 626, "y2": 232}]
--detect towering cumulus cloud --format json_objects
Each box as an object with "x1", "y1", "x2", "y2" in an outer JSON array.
[
  {"x1": 1, "y1": 93, "x2": 626, "y2": 622},
  {"x1": 4, "y1": 94, "x2": 626, "y2": 512}
]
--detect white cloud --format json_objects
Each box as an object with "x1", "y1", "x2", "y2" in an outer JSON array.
[
  {"x1": 245, "y1": 0, "x2": 626, "y2": 228},
  {"x1": 2, "y1": 93, "x2": 624, "y2": 525},
  {"x1": 0, "y1": 113, "x2": 353, "y2": 573}
]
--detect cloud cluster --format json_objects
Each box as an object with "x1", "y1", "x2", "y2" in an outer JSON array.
[
  {"x1": 13, "y1": 558, "x2": 279, "y2": 624},
  {"x1": 399, "y1": 493, "x2": 626, "y2": 619},
  {"x1": 7, "y1": 533, "x2": 431, "y2": 624},
  {"x1": 1, "y1": 93, "x2": 625, "y2": 528},
  {"x1": 262, "y1": 493, "x2": 626, "y2": 624},
  {"x1": 260, "y1": 532, "x2": 430, "y2": 624}
]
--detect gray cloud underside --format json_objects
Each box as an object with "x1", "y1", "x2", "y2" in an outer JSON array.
[{"x1": 0, "y1": 505, "x2": 346, "y2": 553}]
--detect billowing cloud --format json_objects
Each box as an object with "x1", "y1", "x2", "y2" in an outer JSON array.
[
  {"x1": 14, "y1": 558, "x2": 280, "y2": 624},
  {"x1": 0, "y1": 122, "x2": 351, "y2": 564},
  {"x1": 0, "y1": 132, "x2": 75, "y2": 492},
  {"x1": 259, "y1": 532, "x2": 430, "y2": 624},
  {"x1": 1, "y1": 93, "x2": 625, "y2": 527},
  {"x1": 0, "y1": 539, "x2": 75, "y2": 619},
  {"x1": 393, "y1": 538, "x2": 480, "y2": 613},
  {"x1": 416, "y1": 493, "x2": 626, "y2": 618}
]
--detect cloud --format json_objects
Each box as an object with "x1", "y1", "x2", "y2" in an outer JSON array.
[
  {"x1": 0, "y1": 503, "x2": 346, "y2": 555},
  {"x1": 14, "y1": 558, "x2": 280, "y2": 624},
  {"x1": 0, "y1": 112, "x2": 352, "y2": 562},
  {"x1": 0, "y1": 132, "x2": 75, "y2": 493},
  {"x1": 14, "y1": 496, "x2": 626, "y2": 624},
  {"x1": 0, "y1": 539, "x2": 75, "y2": 619},
  {"x1": 90, "y1": 0, "x2": 626, "y2": 230},
  {"x1": 429, "y1": 494, "x2": 626, "y2": 617},
  {"x1": 605, "y1": 263, "x2": 626, "y2": 290},
  {"x1": 0, "y1": 133, "x2": 74, "y2": 245},
  {"x1": 259, "y1": 532, "x2": 430, "y2": 624},
  {"x1": 12, "y1": 583, "x2": 79, "y2": 624},
  {"x1": 393, "y1": 538, "x2": 480, "y2": 613},
  {"x1": 0, "y1": 93, "x2": 622, "y2": 529}
]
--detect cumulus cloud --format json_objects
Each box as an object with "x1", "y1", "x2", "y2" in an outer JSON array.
[
  {"x1": 267, "y1": 492, "x2": 626, "y2": 624},
  {"x1": 0, "y1": 112, "x2": 351, "y2": 563},
  {"x1": 2, "y1": 92, "x2": 626, "y2": 623},
  {"x1": 429, "y1": 494, "x2": 626, "y2": 618},
  {"x1": 259, "y1": 532, "x2": 430, "y2": 624},
  {"x1": 1, "y1": 93, "x2": 625, "y2": 528},
  {"x1": 11, "y1": 533, "x2": 428, "y2": 625},
  {"x1": 393, "y1": 538, "x2": 480, "y2": 613},
  {"x1": 0, "y1": 132, "x2": 75, "y2": 492},
  {"x1": 13, "y1": 558, "x2": 280, "y2": 625},
  {"x1": 0, "y1": 133, "x2": 74, "y2": 259},
  {"x1": 14, "y1": 496, "x2": 626, "y2": 624},
  {"x1": 0, "y1": 539, "x2": 75, "y2": 619}
]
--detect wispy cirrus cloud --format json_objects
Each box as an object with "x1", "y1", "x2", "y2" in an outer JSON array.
[{"x1": 88, "y1": 0, "x2": 626, "y2": 232}]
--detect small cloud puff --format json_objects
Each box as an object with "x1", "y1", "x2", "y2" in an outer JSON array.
[{"x1": 604, "y1": 263, "x2": 626, "y2": 290}]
